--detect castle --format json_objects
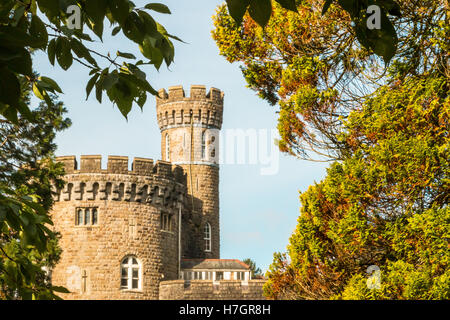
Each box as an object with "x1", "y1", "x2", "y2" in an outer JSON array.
[{"x1": 49, "y1": 85, "x2": 266, "y2": 299}]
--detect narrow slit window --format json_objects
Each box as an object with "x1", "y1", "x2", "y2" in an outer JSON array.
[
  {"x1": 201, "y1": 131, "x2": 206, "y2": 159},
  {"x1": 165, "y1": 134, "x2": 170, "y2": 161},
  {"x1": 204, "y1": 222, "x2": 211, "y2": 252}
]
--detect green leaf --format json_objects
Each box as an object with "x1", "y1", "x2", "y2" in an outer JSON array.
[
  {"x1": 70, "y1": 38, "x2": 98, "y2": 67},
  {"x1": 36, "y1": 0, "x2": 60, "y2": 20},
  {"x1": 39, "y1": 76, "x2": 63, "y2": 93},
  {"x1": 248, "y1": 0, "x2": 272, "y2": 28},
  {"x1": 139, "y1": 37, "x2": 163, "y2": 69},
  {"x1": 86, "y1": 73, "x2": 100, "y2": 100},
  {"x1": 0, "y1": 26, "x2": 44, "y2": 48},
  {"x1": 122, "y1": 12, "x2": 145, "y2": 43},
  {"x1": 112, "y1": 26, "x2": 121, "y2": 36},
  {"x1": 136, "y1": 90, "x2": 147, "y2": 108},
  {"x1": 0, "y1": 67, "x2": 20, "y2": 107},
  {"x1": 159, "y1": 36, "x2": 174, "y2": 66},
  {"x1": 33, "y1": 82, "x2": 46, "y2": 100},
  {"x1": 55, "y1": 37, "x2": 73, "y2": 70},
  {"x1": 47, "y1": 38, "x2": 56, "y2": 65},
  {"x1": 16, "y1": 100, "x2": 32, "y2": 120},
  {"x1": 226, "y1": 0, "x2": 251, "y2": 25},
  {"x1": 275, "y1": 0, "x2": 297, "y2": 12},
  {"x1": 120, "y1": 72, "x2": 158, "y2": 95},
  {"x1": 144, "y1": 3, "x2": 171, "y2": 14},
  {"x1": 354, "y1": 10, "x2": 398, "y2": 63},
  {"x1": 1, "y1": 46, "x2": 33, "y2": 76},
  {"x1": 108, "y1": 0, "x2": 129, "y2": 25},
  {"x1": 85, "y1": 0, "x2": 108, "y2": 39},
  {"x1": 117, "y1": 51, "x2": 136, "y2": 59},
  {"x1": 29, "y1": 15, "x2": 48, "y2": 49},
  {"x1": 2, "y1": 105, "x2": 18, "y2": 123},
  {"x1": 102, "y1": 72, "x2": 119, "y2": 90},
  {"x1": 51, "y1": 286, "x2": 70, "y2": 293},
  {"x1": 167, "y1": 33, "x2": 184, "y2": 43},
  {"x1": 137, "y1": 10, "x2": 159, "y2": 38},
  {"x1": 106, "y1": 78, "x2": 134, "y2": 118}
]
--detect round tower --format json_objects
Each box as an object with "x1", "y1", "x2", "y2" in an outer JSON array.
[
  {"x1": 156, "y1": 85, "x2": 224, "y2": 259},
  {"x1": 50, "y1": 155, "x2": 186, "y2": 299}
]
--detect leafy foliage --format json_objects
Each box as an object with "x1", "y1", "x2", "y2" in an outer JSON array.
[
  {"x1": 215, "y1": 0, "x2": 449, "y2": 300},
  {"x1": 0, "y1": 0, "x2": 180, "y2": 123},
  {"x1": 213, "y1": 0, "x2": 447, "y2": 161},
  {"x1": 263, "y1": 75, "x2": 449, "y2": 299},
  {"x1": 0, "y1": 75, "x2": 71, "y2": 299},
  {"x1": 225, "y1": 0, "x2": 400, "y2": 62}
]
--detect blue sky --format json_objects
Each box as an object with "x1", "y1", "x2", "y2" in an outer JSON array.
[{"x1": 33, "y1": 0, "x2": 328, "y2": 272}]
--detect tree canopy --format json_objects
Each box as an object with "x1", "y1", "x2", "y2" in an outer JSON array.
[
  {"x1": 213, "y1": 0, "x2": 449, "y2": 299},
  {"x1": 0, "y1": 75, "x2": 71, "y2": 299},
  {"x1": 213, "y1": 0, "x2": 447, "y2": 161},
  {"x1": 0, "y1": 0, "x2": 179, "y2": 123}
]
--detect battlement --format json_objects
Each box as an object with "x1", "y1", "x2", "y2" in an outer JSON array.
[
  {"x1": 56, "y1": 155, "x2": 185, "y2": 182},
  {"x1": 52, "y1": 155, "x2": 187, "y2": 206},
  {"x1": 156, "y1": 85, "x2": 224, "y2": 130},
  {"x1": 157, "y1": 85, "x2": 224, "y2": 103}
]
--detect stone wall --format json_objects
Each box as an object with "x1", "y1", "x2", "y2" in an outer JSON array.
[
  {"x1": 159, "y1": 280, "x2": 267, "y2": 300},
  {"x1": 50, "y1": 155, "x2": 186, "y2": 300}
]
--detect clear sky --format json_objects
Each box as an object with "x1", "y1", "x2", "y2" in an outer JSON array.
[{"x1": 33, "y1": 0, "x2": 328, "y2": 272}]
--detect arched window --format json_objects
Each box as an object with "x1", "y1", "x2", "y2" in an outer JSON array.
[
  {"x1": 204, "y1": 223, "x2": 211, "y2": 252},
  {"x1": 201, "y1": 131, "x2": 206, "y2": 159},
  {"x1": 120, "y1": 256, "x2": 141, "y2": 290},
  {"x1": 165, "y1": 133, "x2": 170, "y2": 161}
]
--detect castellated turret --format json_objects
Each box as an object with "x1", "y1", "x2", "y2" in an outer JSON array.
[
  {"x1": 49, "y1": 155, "x2": 186, "y2": 299},
  {"x1": 156, "y1": 85, "x2": 224, "y2": 260}
]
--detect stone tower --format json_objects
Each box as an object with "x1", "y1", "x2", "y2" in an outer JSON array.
[
  {"x1": 49, "y1": 155, "x2": 186, "y2": 299},
  {"x1": 156, "y1": 85, "x2": 224, "y2": 259}
]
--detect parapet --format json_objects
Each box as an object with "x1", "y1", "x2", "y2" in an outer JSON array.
[
  {"x1": 159, "y1": 279, "x2": 266, "y2": 300},
  {"x1": 53, "y1": 155, "x2": 187, "y2": 206},
  {"x1": 56, "y1": 155, "x2": 184, "y2": 182},
  {"x1": 156, "y1": 85, "x2": 224, "y2": 130},
  {"x1": 157, "y1": 85, "x2": 224, "y2": 104}
]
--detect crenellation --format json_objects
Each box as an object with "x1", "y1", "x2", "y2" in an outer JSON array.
[
  {"x1": 190, "y1": 85, "x2": 207, "y2": 99},
  {"x1": 207, "y1": 87, "x2": 223, "y2": 101},
  {"x1": 107, "y1": 156, "x2": 129, "y2": 174},
  {"x1": 168, "y1": 85, "x2": 185, "y2": 99},
  {"x1": 80, "y1": 155, "x2": 102, "y2": 173},
  {"x1": 49, "y1": 84, "x2": 265, "y2": 301},
  {"x1": 133, "y1": 158, "x2": 154, "y2": 175},
  {"x1": 156, "y1": 85, "x2": 224, "y2": 131},
  {"x1": 57, "y1": 155, "x2": 77, "y2": 173},
  {"x1": 154, "y1": 160, "x2": 173, "y2": 179}
]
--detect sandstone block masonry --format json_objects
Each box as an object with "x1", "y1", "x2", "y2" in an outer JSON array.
[
  {"x1": 159, "y1": 280, "x2": 266, "y2": 300},
  {"x1": 156, "y1": 85, "x2": 224, "y2": 259},
  {"x1": 50, "y1": 155, "x2": 186, "y2": 299},
  {"x1": 50, "y1": 85, "x2": 266, "y2": 300}
]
